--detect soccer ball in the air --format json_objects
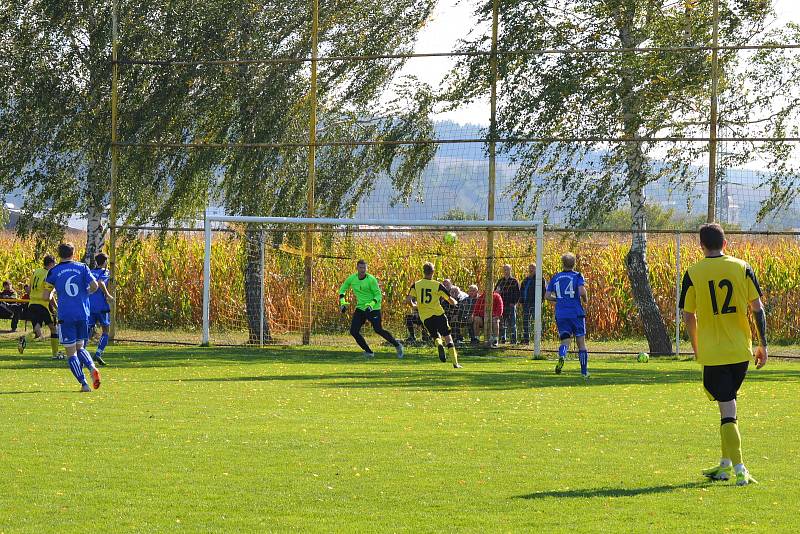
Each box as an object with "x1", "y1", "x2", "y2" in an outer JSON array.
[
  {"x1": 637, "y1": 352, "x2": 649, "y2": 363},
  {"x1": 443, "y1": 231, "x2": 458, "y2": 245}
]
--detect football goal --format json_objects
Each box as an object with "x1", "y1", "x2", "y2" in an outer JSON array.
[{"x1": 202, "y1": 212, "x2": 545, "y2": 356}]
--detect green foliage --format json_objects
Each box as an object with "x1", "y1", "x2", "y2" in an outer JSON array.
[
  {"x1": 0, "y1": 1, "x2": 437, "y2": 234},
  {"x1": 442, "y1": 0, "x2": 800, "y2": 224},
  {"x1": 596, "y1": 204, "x2": 735, "y2": 231},
  {"x1": 439, "y1": 207, "x2": 482, "y2": 220}
]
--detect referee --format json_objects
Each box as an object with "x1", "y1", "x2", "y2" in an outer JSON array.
[{"x1": 679, "y1": 223, "x2": 768, "y2": 486}]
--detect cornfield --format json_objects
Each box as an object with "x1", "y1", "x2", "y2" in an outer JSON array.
[{"x1": 1, "y1": 231, "x2": 798, "y2": 343}]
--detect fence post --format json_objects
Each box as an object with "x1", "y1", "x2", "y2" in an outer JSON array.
[
  {"x1": 675, "y1": 231, "x2": 682, "y2": 356},
  {"x1": 109, "y1": 0, "x2": 119, "y2": 342},
  {"x1": 484, "y1": 0, "x2": 500, "y2": 344},
  {"x1": 302, "y1": 0, "x2": 319, "y2": 345},
  {"x1": 202, "y1": 210, "x2": 211, "y2": 346},
  {"x1": 533, "y1": 222, "x2": 544, "y2": 358},
  {"x1": 260, "y1": 231, "x2": 265, "y2": 347},
  {"x1": 707, "y1": 0, "x2": 720, "y2": 222}
]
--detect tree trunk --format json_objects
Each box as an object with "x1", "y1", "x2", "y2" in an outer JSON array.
[
  {"x1": 83, "y1": 183, "x2": 105, "y2": 268},
  {"x1": 625, "y1": 174, "x2": 673, "y2": 355},
  {"x1": 619, "y1": 4, "x2": 673, "y2": 355},
  {"x1": 244, "y1": 226, "x2": 271, "y2": 343}
]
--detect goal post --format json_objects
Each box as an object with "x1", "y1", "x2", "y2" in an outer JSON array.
[{"x1": 202, "y1": 211, "x2": 545, "y2": 356}]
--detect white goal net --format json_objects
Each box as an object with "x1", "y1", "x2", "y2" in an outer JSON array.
[{"x1": 202, "y1": 214, "x2": 545, "y2": 355}]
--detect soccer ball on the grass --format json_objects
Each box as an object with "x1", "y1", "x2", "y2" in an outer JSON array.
[
  {"x1": 443, "y1": 231, "x2": 458, "y2": 245},
  {"x1": 637, "y1": 352, "x2": 649, "y2": 363}
]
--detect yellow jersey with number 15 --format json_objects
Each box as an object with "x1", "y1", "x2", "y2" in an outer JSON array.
[
  {"x1": 679, "y1": 255, "x2": 762, "y2": 366},
  {"x1": 29, "y1": 267, "x2": 54, "y2": 307},
  {"x1": 410, "y1": 278, "x2": 450, "y2": 321}
]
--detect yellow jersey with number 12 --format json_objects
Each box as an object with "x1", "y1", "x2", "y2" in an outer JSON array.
[{"x1": 679, "y1": 255, "x2": 762, "y2": 366}]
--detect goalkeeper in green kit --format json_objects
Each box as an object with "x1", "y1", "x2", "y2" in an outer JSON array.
[{"x1": 338, "y1": 259, "x2": 404, "y2": 358}]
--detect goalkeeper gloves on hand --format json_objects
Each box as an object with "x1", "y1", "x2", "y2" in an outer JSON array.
[{"x1": 365, "y1": 305, "x2": 373, "y2": 313}]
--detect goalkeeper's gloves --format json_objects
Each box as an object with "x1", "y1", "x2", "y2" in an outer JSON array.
[
  {"x1": 339, "y1": 296, "x2": 349, "y2": 314},
  {"x1": 365, "y1": 305, "x2": 373, "y2": 312}
]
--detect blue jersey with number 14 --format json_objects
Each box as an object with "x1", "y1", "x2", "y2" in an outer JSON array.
[
  {"x1": 547, "y1": 270, "x2": 585, "y2": 319},
  {"x1": 46, "y1": 261, "x2": 96, "y2": 321}
]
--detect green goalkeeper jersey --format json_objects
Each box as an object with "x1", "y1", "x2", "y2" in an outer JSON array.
[{"x1": 338, "y1": 273, "x2": 383, "y2": 311}]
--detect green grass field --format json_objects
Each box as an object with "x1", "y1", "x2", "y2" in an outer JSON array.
[{"x1": 1, "y1": 338, "x2": 799, "y2": 533}]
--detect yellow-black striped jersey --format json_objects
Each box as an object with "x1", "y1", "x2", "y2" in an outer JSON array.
[
  {"x1": 679, "y1": 255, "x2": 762, "y2": 366},
  {"x1": 409, "y1": 278, "x2": 450, "y2": 321},
  {"x1": 29, "y1": 267, "x2": 54, "y2": 307}
]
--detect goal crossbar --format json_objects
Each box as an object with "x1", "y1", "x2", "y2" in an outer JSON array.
[{"x1": 202, "y1": 212, "x2": 544, "y2": 357}]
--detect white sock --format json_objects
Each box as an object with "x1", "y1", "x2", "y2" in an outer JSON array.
[{"x1": 720, "y1": 458, "x2": 732, "y2": 468}]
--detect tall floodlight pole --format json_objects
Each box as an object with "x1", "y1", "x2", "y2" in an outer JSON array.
[
  {"x1": 484, "y1": 0, "x2": 500, "y2": 345},
  {"x1": 302, "y1": 0, "x2": 319, "y2": 345}
]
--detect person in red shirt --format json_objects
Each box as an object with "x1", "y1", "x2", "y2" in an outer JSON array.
[{"x1": 472, "y1": 288, "x2": 503, "y2": 347}]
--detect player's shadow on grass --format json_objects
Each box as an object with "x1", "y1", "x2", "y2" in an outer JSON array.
[
  {"x1": 168, "y1": 365, "x2": 800, "y2": 391},
  {"x1": 515, "y1": 480, "x2": 712, "y2": 500}
]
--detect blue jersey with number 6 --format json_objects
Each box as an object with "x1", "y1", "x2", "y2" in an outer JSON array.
[
  {"x1": 46, "y1": 261, "x2": 96, "y2": 321},
  {"x1": 547, "y1": 271, "x2": 585, "y2": 319}
]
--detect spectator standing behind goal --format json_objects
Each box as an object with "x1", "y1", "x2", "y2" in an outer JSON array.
[
  {"x1": 447, "y1": 285, "x2": 469, "y2": 342},
  {"x1": 473, "y1": 288, "x2": 503, "y2": 347},
  {"x1": 679, "y1": 223, "x2": 767, "y2": 486},
  {"x1": 519, "y1": 263, "x2": 547, "y2": 344},
  {"x1": 338, "y1": 259, "x2": 404, "y2": 359},
  {"x1": 495, "y1": 264, "x2": 520, "y2": 344},
  {"x1": 460, "y1": 285, "x2": 481, "y2": 344},
  {"x1": 546, "y1": 252, "x2": 590, "y2": 378}
]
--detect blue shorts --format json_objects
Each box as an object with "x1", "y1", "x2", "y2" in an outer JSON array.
[
  {"x1": 556, "y1": 317, "x2": 586, "y2": 339},
  {"x1": 59, "y1": 320, "x2": 89, "y2": 346},
  {"x1": 89, "y1": 311, "x2": 111, "y2": 327}
]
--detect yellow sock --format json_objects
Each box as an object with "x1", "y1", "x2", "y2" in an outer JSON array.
[
  {"x1": 450, "y1": 345, "x2": 459, "y2": 366},
  {"x1": 721, "y1": 421, "x2": 743, "y2": 466},
  {"x1": 50, "y1": 337, "x2": 60, "y2": 357}
]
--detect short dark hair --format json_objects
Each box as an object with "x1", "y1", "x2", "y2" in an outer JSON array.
[
  {"x1": 699, "y1": 223, "x2": 725, "y2": 250},
  {"x1": 95, "y1": 253, "x2": 108, "y2": 266},
  {"x1": 357, "y1": 259, "x2": 366, "y2": 266},
  {"x1": 57, "y1": 242, "x2": 75, "y2": 260},
  {"x1": 43, "y1": 255, "x2": 56, "y2": 267},
  {"x1": 423, "y1": 262, "x2": 434, "y2": 275},
  {"x1": 2, "y1": 280, "x2": 10, "y2": 287},
  {"x1": 562, "y1": 252, "x2": 576, "y2": 270}
]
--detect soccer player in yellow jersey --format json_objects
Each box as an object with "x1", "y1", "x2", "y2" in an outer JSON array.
[
  {"x1": 679, "y1": 223, "x2": 768, "y2": 486},
  {"x1": 18, "y1": 255, "x2": 62, "y2": 359},
  {"x1": 407, "y1": 262, "x2": 461, "y2": 368}
]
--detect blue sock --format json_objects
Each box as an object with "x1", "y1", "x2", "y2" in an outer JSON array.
[
  {"x1": 558, "y1": 344, "x2": 568, "y2": 359},
  {"x1": 78, "y1": 348, "x2": 95, "y2": 371},
  {"x1": 97, "y1": 333, "x2": 109, "y2": 355},
  {"x1": 67, "y1": 355, "x2": 87, "y2": 385},
  {"x1": 578, "y1": 350, "x2": 589, "y2": 375}
]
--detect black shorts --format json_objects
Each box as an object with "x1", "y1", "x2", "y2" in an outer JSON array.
[
  {"x1": 703, "y1": 361, "x2": 749, "y2": 402},
  {"x1": 27, "y1": 303, "x2": 54, "y2": 327},
  {"x1": 423, "y1": 314, "x2": 451, "y2": 338}
]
